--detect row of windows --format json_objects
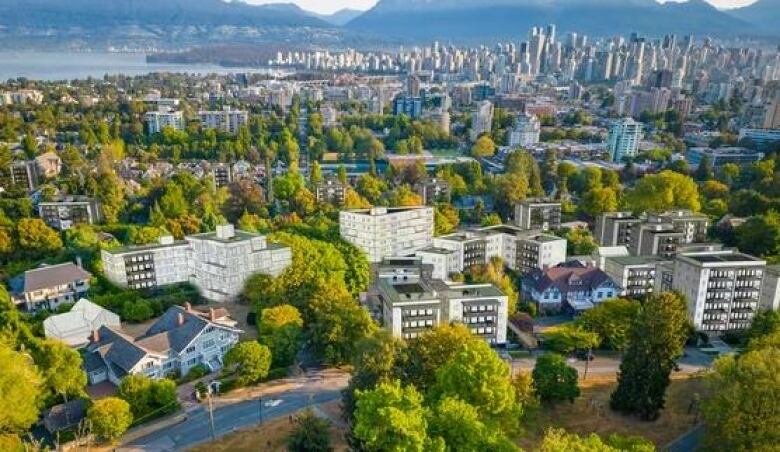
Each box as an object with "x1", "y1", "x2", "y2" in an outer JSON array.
[
  {"x1": 471, "y1": 327, "x2": 495, "y2": 335},
  {"x1": 465, "y1": 316, "x2": 495, "y2": 324},
  {"x1": 403, "y1": 319, "x2": 434, "y2": 329},
  {"x1": 403, "y1": 308, "x2": 436, "y2": 317},
  {"x1": 463, "y1": 305, "x2": 495, "y2": 313},
  {"x1": 127, "y1": 254, "x2": 153, "y2": 263}
]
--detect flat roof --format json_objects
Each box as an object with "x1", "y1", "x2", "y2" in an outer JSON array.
[
  {"x1": 103, "y1": 240, "x2": 189, "y2": 255},
  {"x1": 681, "y1": 252, "x2": 764, "y2": 264},
  {"x1": 187, "y1": 229, "x2": 261, "y2": 243},
  {"x1": 607, "y1": 256, "x2": 667, "y2": 266}
]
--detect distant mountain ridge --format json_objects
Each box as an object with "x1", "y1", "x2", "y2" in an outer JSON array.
[
  {"x1": 347, "y1": 0, "x2": 755, "y2": 40},
  {"x1": 729, "y1": 0, "x2": 780, "y2": 34},
  {"x1": 310, "y1": 8, "x2": 365, "y2": 26}
]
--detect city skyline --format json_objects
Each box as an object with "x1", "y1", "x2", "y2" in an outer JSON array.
[{"x1": 245, "y1": 0, "x2": 759, "y2": 15}]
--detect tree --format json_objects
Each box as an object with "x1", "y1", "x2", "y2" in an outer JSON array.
[
  {"x1": 286, "y1": 409, "x2": 332, "y2": 452},
  {"x1": 735, "y1": 211, "x2": 780, "y2": 258},
  {"x1": 88, "y1": 397, "x2": 133, "y2": 443},
  {"x1": 404, "y1": 323, "x2": 474, "y2": 391},
  {"x1": 353, "y1": 380, "x2": 429, "y2": 452},
  {"x1": 532, "y1": 353, "x2": 580, "y2": 403},
  {"x1": 15, "y1": 218, "x2": 63, "y2": 253},
  {"x1": 610, "y1": 292, "x2": 689, "y2": 420},
  {"x1": 576, "y1": 298, "x2": 641, "y2": 351},
  {"x1": 343, "y1": 188, "x2": 372, "y2": 209},
  {"x1": 428, "y1": 397, "x2": 519, "y2": 451},
  {"x1": 581, "y1": 186, "x2": 619, "y2": 218},
  {"x1": 560, "y1": 227, "x2": 598, "y2": 255},
  {"x1": 434, "y1": 205, "x2": 460, "y2": 236},
  {"x1": 117, "y1": 375, "x2": 178, "y2": 421},
  {"x1": 389, "y1": 184, "x2": 423, "y2": 207},
  {"x1": 432, "y1": 339, "x2": 520, "y2": 427},
  {"x1": 471, "y1": 135, "x2": 496, "y2": 158},
  {"x1": 0, "y1": 343, "x2": 42, "y2": 433},
  {"x1": 701, "y1": 347, "x2": 780, "y2": 451},
  {"x1": 539, "y1": 428, "x2": 655, "y2": 452},
  {"x1": 624, "y1": 170, "x2": 700, "y2": 213},
  {"x1": 32, "y1": 339, "x2": 87, "y2": 402},
  {"x1": 259, "y1": 305, "x2": 303, "y2": 368},
  {"x1": 224, "y1": 341, "x2": 272, "y2": 386}
]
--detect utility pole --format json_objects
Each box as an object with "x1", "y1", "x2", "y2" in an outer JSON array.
[
  {"x1": 207, "y1": 391, "x2": 217, "y2": 440},
  {"x1": 258, "y1": 396, "x2": 263, "y2": 424}
]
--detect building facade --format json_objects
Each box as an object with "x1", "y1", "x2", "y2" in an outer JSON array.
[
  {"x1": 607, "y1": 117, "x2": 643, "y2": 162},
  {"x1": 101, "y1": 225, "x2": 291, "y2": 302},
  {"x1": 10, "y1": 262, "x2": 92, "y2": 311},
  {"x1": 514, "y1": 198, "x2": 562, "y2": 231},
  {"x1": 594, "y1": 212, "x2": 642, "y2": 247},
  {"x1": 369, "y1": 258, "x2": 508, "y2": 344},
  {"x1": 603, "y1": 255, "x2": 667, "y2": 298},
  {"x1": 470, "y1": 100, "x2": 494, "y2": 141},
  {"x1": 340, "y1": 207, "x2": 435, "y2": 263},
  {"x1": 198, "y1": 107, "x2": 249, "y2": 134},
  {"x1": 671, "y1": 250, "x2": 766, "y2": 332},
  {"x1": 508, "y1": 113, "x2": 541, "y2": 147},
  {"x1": 38, "y1": 196, "x2": 101, "y2": 230},
  {"x1": 522, "y1": 263, "x2": 619, "y2": 312},
  {"x1": 145, "y1": 108, "x2": 184, "y2": 134}
]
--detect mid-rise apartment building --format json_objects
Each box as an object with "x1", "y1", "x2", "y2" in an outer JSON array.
[
  {"x1": 101, "y1": 225, "x2": 291, "y2": 302},
  {"x1": 211, "y1": 164, "x2": 232, "y2": 187},
  {"x1": 315, "y1": 176, "x2": 348, "y2": 205},
  {"x1": 514, "y1": 198, "x2": 562, "y2": 231},
  {"x1": 629, "y1": 223, "x2": 685, "y2": 258},
  {"x1": 368, "y1": 258, "x2": 508, "y2": 344},
  {"x1": 671, "y1": 250, "x2": 766, "y2": 332},
  {"x1": 508, "y1": 113, "x2": 541, "y2": 147},
  {"x1": 38, "y1": 196, "x2": 101, "y2": 230},
  {"x1": 339, "y1": 207, "x2": 434, "y2": 263},
  {"x1": 603, "y1": 255, "x2": 667, "y2": 297},
  {"x1": 759, "y1": 265, "x2": 780, "y2": 312},
  {"x1": 145, "y1": 107, "x2": 184, "y2": 134},
  {"x1": 594, "y1": 212, "x2": 642, "y2": 247},
  {"x1": 470, "y1": 100, "x2": 494, "y2": 141},
  {"x1": 432, "y1": 225, "x2": 567, "y2": 276},
  {"x1": 198, "y1": 107, "x2": 249, "y2": 134}
]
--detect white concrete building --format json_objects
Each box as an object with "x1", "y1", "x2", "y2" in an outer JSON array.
[
  {"x1": 514, "y1": 198, "x2": 562, "y2": 231},
  {"x1": 670, "y1": 250, "x2": 766, "y2": 332},
  {"x1": 198, "y1": 107, "x2": 249, "y2": 134},
  {"x1": 508, "y1": 113, "x2": 541, "y2": 147},
  {"x1": 369, "y1": 258, "x2": 508, "y2": 345},
  {"x1": 101, "y1": 225, "x2": 291, "y2": 303},
  {"x1": 144, "y1": 107, "x2": 184, "y2": 134},
  {"x1": 470, "y1": 100, "x2": 494, "y2": 141},
  {"x1": 607, "y1": 117, "x2": 642, "y2": 162},
  {"x1": 43, "y1": 299, "x2": 120, "y2": 348},
  {"x1": 339, "y1": 207, "x2": 435, "y2": 263}
]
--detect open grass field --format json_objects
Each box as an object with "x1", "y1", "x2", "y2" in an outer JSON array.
[
  {"x1": 188, "y1": 402, "x2": 348, "y2": 452},
  {"x1": 518, "y1": 374, "x2": 709, "y2": 449}
]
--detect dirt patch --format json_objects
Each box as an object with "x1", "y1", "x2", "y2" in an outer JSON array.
[{"x1": 518, "y1": 374, "x2": 709, "y2": 449}]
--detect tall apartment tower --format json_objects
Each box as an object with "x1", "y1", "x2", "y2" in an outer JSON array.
[
  {"x1": 339, "y1": 207, "x2": 435, "y2": 263},
  {"x1": 671, "y1": 250, "x2": 765, "y2": 332},
  {"x1": 607, "y1": 118, "x2": 643, "y2": 162},
  {"x1": 470, "y1": 100, "x2": 494, "y2": 141}
]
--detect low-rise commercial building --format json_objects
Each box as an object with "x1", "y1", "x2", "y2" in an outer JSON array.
[
  {"x1": 101, "y1": 225, "x2": 291, "y2": 303},
  {"x1": 340, "y1": 207, "x2": 435, "y2": 263}
]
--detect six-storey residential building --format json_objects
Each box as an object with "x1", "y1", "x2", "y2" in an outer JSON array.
[{"x1": 340, "y1": 207, "x2": 435, "y2": 263}]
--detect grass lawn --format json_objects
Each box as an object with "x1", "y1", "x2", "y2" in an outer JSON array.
[
  {"x1": 189, "y1": 402, "x2": 348, "y2": 452},
  {"x1": 518, "y1": 374, "x2": 708, "y2": 449}
]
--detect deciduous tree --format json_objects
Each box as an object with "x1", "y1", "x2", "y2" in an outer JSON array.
[
  {"x1": 88, "y1": 397, "x2": 133, "y2": 443},
  {"x1": 532, "y1": 353, "x2": 580, "y2": 403},
  {"x1": 224, "y1": 341, "x2": 272, "y2": 386}
]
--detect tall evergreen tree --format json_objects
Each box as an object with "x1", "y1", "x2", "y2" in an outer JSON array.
[
  {"x1": 694, "y1": 154, "x2": 714, "y2": 181},
  {"x1": 610, "y1": 292, "x2": 689, "y2": 420}
]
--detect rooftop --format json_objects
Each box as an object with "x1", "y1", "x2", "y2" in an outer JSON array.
[
  {"x1": 681, "y1": 252, "x2": 765, "y2": 265},
  {"x1": 20, "y1": 263, "x2": 91, "y2": 293},
  {"x1": 607, "y1": 255, "x2": 668, "y2": 266}
]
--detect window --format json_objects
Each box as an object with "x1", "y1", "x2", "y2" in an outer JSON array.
[{"x1": 185, "y1": 346, "x2": 196, "y2": 354}]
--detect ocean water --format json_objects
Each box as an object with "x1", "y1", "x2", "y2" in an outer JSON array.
[{"x1": 0, "y1": 51, "x2": 280, "y2": 81}]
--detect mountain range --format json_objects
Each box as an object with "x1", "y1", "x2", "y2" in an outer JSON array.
[
  {"x1": 347, "y1": 0, "x2": 764, "y2": 40},
  {"x1": 0, "y1": 0, "x2": 778, "y2": 50}
]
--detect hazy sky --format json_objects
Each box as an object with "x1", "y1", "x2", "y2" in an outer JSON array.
[{"x1": 246, "y1": 0, "x2": 758, "y2": 15}]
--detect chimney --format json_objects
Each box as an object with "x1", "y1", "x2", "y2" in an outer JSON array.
[
  {"x1": 209, "y1": 308, "x2": 217, "y2": 322},
  {"x1": 177, "y1": 312, "x2": 185, "y2": 326},
  {"x1": 184, "y1": 302, "x2": 192, "y2": 312},
  {"x1": 91, "y1": 329, "x2": 100, "y2": 342}
]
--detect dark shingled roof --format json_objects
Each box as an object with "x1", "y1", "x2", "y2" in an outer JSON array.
[
  {"x1": 22, "y1": 263, "x2": 91, "y2": 293},
  {"x1": 524, "y1": 265, "x2": 613, "y2": 294}
]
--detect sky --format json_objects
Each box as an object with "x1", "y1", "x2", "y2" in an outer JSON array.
[{"x1": 245, "y1": 0, "x2": 757, "y2": 15}]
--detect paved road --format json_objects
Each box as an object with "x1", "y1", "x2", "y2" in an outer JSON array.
[
  {"x1": 119, "y1": 370, "x2": 348, "y2": 451},
  {"x1": 512, "y1": 347, "x2": 714, "y2": 378}
]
